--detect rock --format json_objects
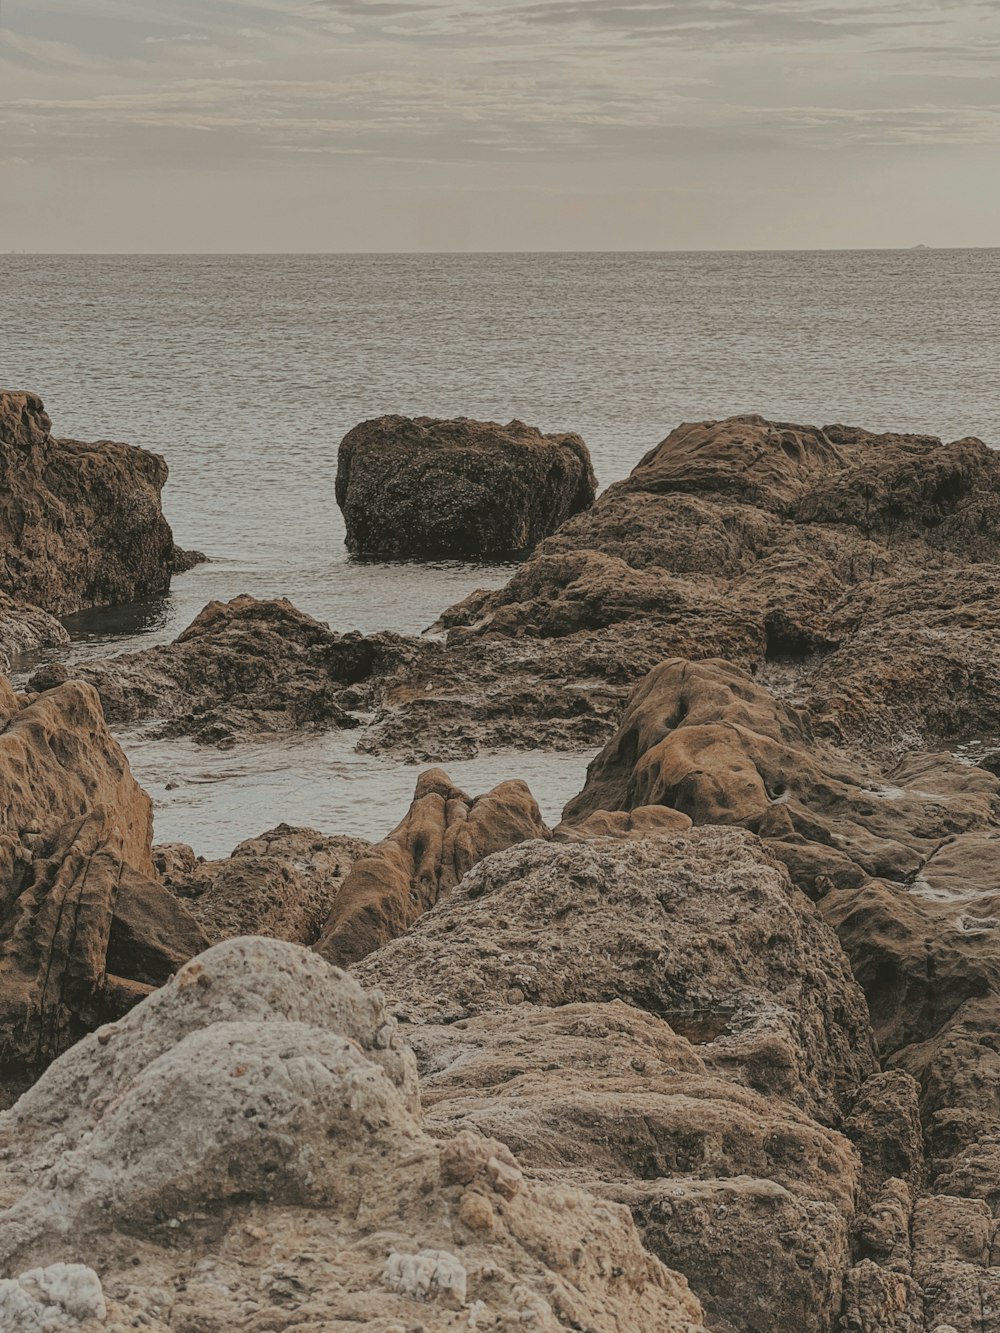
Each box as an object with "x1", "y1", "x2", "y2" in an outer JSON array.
[
  {"x1": 167, "y1": 823, "x2": 371, "y2": 946},
  {"x1": 0, "y1": 1263, "x2": 107, "y2": 1330},
  {"x1": 357, "y1": 829, "x2": 877, "y2": 1331},
  {"x1": 335, "y1": 414, "x2": 596, "y2": 557},
  {"x1": 365, "y1": 413, "x2": 1000, "y2": 761},
  {"x1": 562, "y1": 656, "x2": 999, "y2": 900},
  {"x1": 0, "y1": 937, "x2": 706, "y2": 1332},
  {"x1": 0, "y1": 677, "x2": 208, "y2": 1094},
  {"x1": 0, "y1": 389, "x2": 184, "y2": 616},
  {"x1": 29, "y1": 594, "x2": 432, "y2": 745},
  {"x1": 0, "y1": 594, "x2": 68, "y2": 675},
  {"x1": 315, "y1": 768, "x2": 550, "y2": 965},
  {"x1": 0, "y1": 678, "x2": 153, "y2": 878}
]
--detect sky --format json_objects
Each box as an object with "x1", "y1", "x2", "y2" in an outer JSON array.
[{"x1": 1, "y1": 0, "x2": 999, "y2": 251}]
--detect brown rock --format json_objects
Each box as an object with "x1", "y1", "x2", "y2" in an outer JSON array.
[
  {"x1": 357, "y1": 829, "x2": 877, "y2": 1331},
  {"x1": 315, "y1": 767, "x2": 549, "y2": 965},
  {"x1": 0, "y1": 677, "x2": 208, "y2": 1093},
  {"x1": 335, "y1": 414, "x2": 596, "y2": 557},
  {"x1": 0, "y1": 389, "x2": 183, "y2": 616},
  {"x1": 31, "y1": 594, "x2": 431, "y2": 746},
  {"x1": 169, "y1": 823, "x2": 371, "y2": 946}
]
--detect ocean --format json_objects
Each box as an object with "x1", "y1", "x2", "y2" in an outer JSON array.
[{"x1": 3, "y1": 249, "x2": 998, "y2": 854}]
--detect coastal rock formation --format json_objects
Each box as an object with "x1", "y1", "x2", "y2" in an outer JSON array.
[
  {"x1": 357, "y1": 829, "x2": 880, "y2": 1331},
  {"x1": 336, "y1": 414, "x2": 597, "y2": 557},
  {"x1": 554, "y1": 655, "x2": 1000, "y2": 1330},
  {"x1": 161, "y1": 823, "x2": 371, "y2": 945},
  {"x1": 0, "y1": 389, "x2": 187, "y2": 617},
  {"x1": 0, "y1": 937, "x2": 706, "y2": 1332},
  {"x1": 367, "y1": 413, "x2": 1000, "y2": 760},
  {"x1": 0, "y1": 678, "x2": 208, "y2": 1098},
  {"x1": 315, "y1": 767, "x2": 550, "y2": 965},
  {"x1": 29, "y1": 594, "x2": 432, "y2": 746},
  {"x1": 563, "y1": 655, "x2": 999, "y2": 898}
]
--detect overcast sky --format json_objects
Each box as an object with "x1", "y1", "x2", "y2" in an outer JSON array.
[{"x1": 1, "y1": 0, "x2": 998, "y2": 251}]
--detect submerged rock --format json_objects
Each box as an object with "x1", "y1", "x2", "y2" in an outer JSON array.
[
  {"x1": 336, "y1": 414, "x2": 596, "y2": 557},
  {"x1": 0, "y1": 936, "x2": 706, "y2": 1332}
]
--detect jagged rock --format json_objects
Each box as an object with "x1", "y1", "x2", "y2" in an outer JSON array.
[
  {"x1": 335, "y1": 414, "x2": 597, "y2": 557},
  {"x1": 357, "y1": 829, "x2": 877, "y2": 1331},
  {"x1": 368, "y1": 413, "x2": 1000, "y2": 761},
  {"x1": 0, "y1": 678, "x2": 208, "y2": 1096},
  {"x1": 0, "y1": 389, "x2": 183, "y2": 616},
  {"x1": 0, "y1": 937, "x2": 706, "y2": 1332},
  {"x1": 166, "y1": 823, "x2": 371, "y2": 946},
  {"x1": 315, "y1": 768, "x2": 550, "y2": 965},
  {"x1": 28, "y1": 594, "x2": 432, "y2": 746}
]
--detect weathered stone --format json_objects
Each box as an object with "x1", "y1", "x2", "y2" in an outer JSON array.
[{"x1": 336, "y1": 414, "x2": 596, "y2": 557}]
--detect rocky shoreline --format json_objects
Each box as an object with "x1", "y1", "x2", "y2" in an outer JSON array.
[{"x1": 1, "y1": 394, "x2": 999, "y2": 1330}]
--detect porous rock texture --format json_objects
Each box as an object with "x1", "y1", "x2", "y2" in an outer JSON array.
[
  {"x1": 0, "y1": 390, "x2": 187, "y2": 619},
  {"x1": 357, "y1": 829, "x2": 887, "y2": 1332},
  {"x1": 335, "y1": 414, "x2": 597, "y2": 557},
  {"x1": 0, "y1": 593, "x2": 68, "y2": 675},
  {"x1": 557, "y1": 653, "x2": 1000, "y2": 1330},
  {"x1": 0, "y1": 936, "x2": 706, "y2": 1333},
  {"x1": 315, "y1": 767, "x2": 551, "y2": 965},
  {"x1": 28, "y1": 594, "x2": 432, "y2": 746},
  {"x1": 0, "y1": 677, "x2": 208, "y2": 1100},
  {"x1": 159, "y1": 823, "x2": 371, "y2": 946}
]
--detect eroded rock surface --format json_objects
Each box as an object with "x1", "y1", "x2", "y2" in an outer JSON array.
[
  {"x1": 162, "y1": 823, "x2": 371, "y2": 946},
  {"x1": 357, "y1": 829, "x2": 881, "y2": 1331},
  {"x1": 370, "y1": 413, "x2": 1000, "y2": 761},
  {"x1": 315, "y1": 767, "x2": 550, "y2": 965},
  {"x1": 336, "y1": 414, "x2": 597, "y2": 557},
  {"x1": 0, "y1": 937, "x2": 706, "y2": 1332},
  {"x1": 29, "y1": 594, "x2": 432, "y2": 746},
  {"x1": 0, "y1": 389, "x2": 186, "y2": 617},
  {"x1": 0, "y1": 678, "x2": 208, "y2": 1098}
]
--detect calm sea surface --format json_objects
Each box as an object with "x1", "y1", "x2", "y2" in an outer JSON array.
[{"x1": 2, "y1": 251, "x2": 998, "y2": 853}]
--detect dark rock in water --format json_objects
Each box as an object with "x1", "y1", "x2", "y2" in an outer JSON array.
[
  {"x1": 0, "y1": 389, "x2": 185, "y2": 616},
  {"x1": 169, "y1": 546, "x2": 209, "y2": 573},
  {"x1": 314, "y1": 768, "x2": 549, "y2": 965},
  {"x1": 335, "y1": 414, "x2": 596, "y2": 557},
  {"x1": 30, "y1": 594, "x2": 433, "y2": 746},
  {"x1": 164, "y1": 823, "x2": 371, "y2": 946}
]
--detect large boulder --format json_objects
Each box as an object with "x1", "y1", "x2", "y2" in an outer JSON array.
[
  {"x1": 335, "y1": 414, "x2": 597, "y2": 557},
  {"x1": 0, "y1": 389, "x2": 188, "y2": 617},
  {"x1": 0, "y1": 937, "x2": 706, "y2": 1332},
  {"x1": 357, "y1": 829, "x2": 880, "y2": 1332}
]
